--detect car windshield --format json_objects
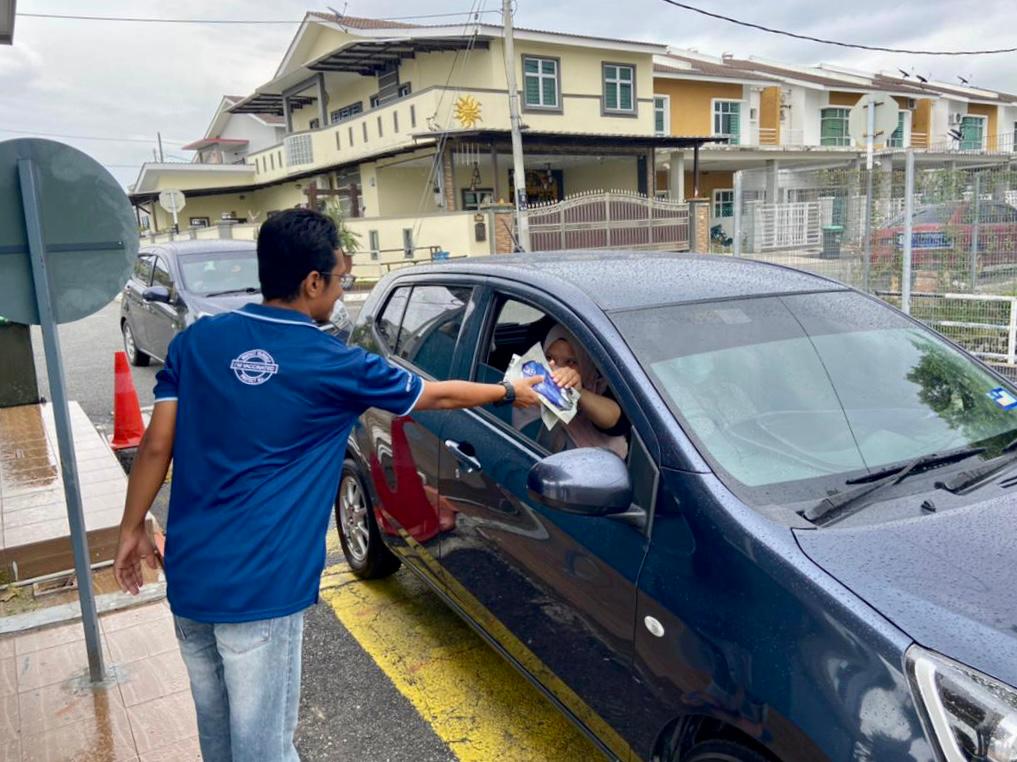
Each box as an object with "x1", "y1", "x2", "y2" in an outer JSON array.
[
  {"x1": 178, "y1": 250, "x2": 259, "y2": 296},
  {"x1": 613, "y1": 291, "x2": 1017, "y2": 514}
]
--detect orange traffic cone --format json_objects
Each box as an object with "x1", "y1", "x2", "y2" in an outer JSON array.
[{"x1": 111, "y1": 351, "x2": 145, "y2": 450}]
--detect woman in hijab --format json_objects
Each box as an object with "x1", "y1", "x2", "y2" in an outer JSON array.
[{"x1": 536, "y1": 324, "x2": 630, "y2": 460}]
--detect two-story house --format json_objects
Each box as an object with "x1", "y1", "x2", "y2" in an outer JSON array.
[
  {"x1": 130, "y1": 95, "x2": 285, "y2": 231},
  {"x1": 134, "y1": 12, "x2": 715, "y2": 261}
]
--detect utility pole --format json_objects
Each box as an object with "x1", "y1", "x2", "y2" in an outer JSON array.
[
  {"x1": 502, "y1": 0, "x2": 530, "y2": 251},
  {"x1": 157, "y1": 132, "x2": 164, "y2": 163}
]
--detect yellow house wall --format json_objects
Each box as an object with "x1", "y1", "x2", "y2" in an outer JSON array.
[
  {"x1": 347, "y1": 211, "x2": 492, "y2": 269},
  {"x1": 150, "y1": 193, "x2": 251, "y2": 231},
  {"x1": 760, "y1": 86, "x2": 781, "y2": 142},
  {"x1": 913, "y1": 99, "x2": 934, "y2": 146},
  {"x1": 301, "y1": 27, "x2": 359, "y2": 66},
  {"x1": 968, "y1": 103, "x2": 999, "y2": 150},
  {"x1": 828, "y1": 91, "x2": 862, "y2": 107},
  {"x1": 251, "y1": 182, "x2": 305, "y2": 215},
  {"x1": 148, "y1": 170, "x2": 255, "y2": 192},
  {"x1": 377, "y1": 165, "x2": 436, "y2": 217},
  {"x1": 654, "y1": 79, "x2": 743, "y2": 136},
  {"x1": 684, "y1": 169, "x2": 733, "y2": 201},
  {"x1": 565, "y1": 159, "x2": 640, "y2": 194}
]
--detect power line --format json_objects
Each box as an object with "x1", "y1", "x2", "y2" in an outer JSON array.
[
  {"x1": 659, "y1": 0, "x2": 1017, "y2": 56},
  {"x1": 17, "y1": 9, "x2": 500, "y2": 25},
  {"x1": 0, "y1": 127, "x2": 188, "y2": 144}
]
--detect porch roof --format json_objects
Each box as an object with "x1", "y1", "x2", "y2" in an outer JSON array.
[
  {"x1": 229, "y1": 92, "x2": 317, "y2": 116},
  {"x1": 181, "y1": 137, "x2": 249, "y2": 151},
  {"x1": 306, "y1": 37, "x2": 492, "y2": 77},
  {"x1": 419, "y1": 129, "x2": 721, "y2": 151}
]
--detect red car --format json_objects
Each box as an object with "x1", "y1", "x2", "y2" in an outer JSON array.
[{"x1": 872, "y1": 200, "x2": 1017, "y2": 275}]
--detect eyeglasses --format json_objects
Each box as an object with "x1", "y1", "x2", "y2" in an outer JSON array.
[{"x1": 320, "y1": 272, "x2": 357, "y2": 290}]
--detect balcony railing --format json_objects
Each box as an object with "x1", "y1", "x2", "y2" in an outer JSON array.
[{"x1": 918, "y1": 131, "x2": 1017, "y2": 155}]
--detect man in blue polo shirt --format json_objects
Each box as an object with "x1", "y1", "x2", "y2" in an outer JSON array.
[{"x1": 114, "y1": 209, "x2": 544, "y2": 762}]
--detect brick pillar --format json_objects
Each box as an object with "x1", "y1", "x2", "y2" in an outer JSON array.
[
  {"x1": 688, "y1": 199, "x2": 709, "y2": 252},
  {"x1": 441, "y1": 149, "x2": 457, "y2": 212},
  {"x1": 491, "y1": 206, "x2": 516, "y2": 253}
]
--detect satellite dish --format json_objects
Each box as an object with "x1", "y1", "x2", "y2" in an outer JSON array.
[{"x1": 848, "y1": 92, "x2": 901, "y2": 148}]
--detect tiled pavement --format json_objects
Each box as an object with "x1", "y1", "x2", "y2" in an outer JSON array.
[{"x1": 2, "y1": 601, "x2": 200, "y2": 761}]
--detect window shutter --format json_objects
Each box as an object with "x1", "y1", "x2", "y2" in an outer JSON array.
[
  {"x1": 620, "y1": 83, "x2": 632, "y2": 111},
  {"x1": 542, "y1": 77, "x2": 557, "y2": 107},
  {"x1": 605, "y1": 81, "x2": 618, "y2": 110},
  {"x1": 525, "y1": 75, "x2": 540, "y2": 106}
]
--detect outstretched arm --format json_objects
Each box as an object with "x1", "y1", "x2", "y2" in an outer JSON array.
[{"x1": 415, "y1": 376, "x2": 543, "y2": 411}]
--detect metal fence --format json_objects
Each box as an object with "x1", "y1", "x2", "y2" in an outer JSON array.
[{"x1": 731, "y1": 155, "x2": 1017, "y2": 372}]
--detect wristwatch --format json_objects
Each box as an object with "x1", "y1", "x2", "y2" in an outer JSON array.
[{"x1": 495, "y1": 380, "x2": 515, "y2": 406}]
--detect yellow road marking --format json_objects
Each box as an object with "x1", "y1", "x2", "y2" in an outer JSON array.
[{"x1": 320, "y1": 562, "x2": 602, "y2": 761}]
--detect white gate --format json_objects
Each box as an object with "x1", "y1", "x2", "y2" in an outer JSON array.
[
  {"x1": 745, "y1": 201, "x2": 821, "y2": 251},
  {"x1": 524, "y1": 190, "x2": 690, "y2": 252}
]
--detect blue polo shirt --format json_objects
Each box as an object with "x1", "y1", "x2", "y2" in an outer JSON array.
[{"x1": 153, "y1": 302, "x2": 423, "y2": 622}]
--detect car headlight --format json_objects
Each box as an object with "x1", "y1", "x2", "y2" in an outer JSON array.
[{"x1": 907, "y1": 645, "x2": 1017, "y2": 761}]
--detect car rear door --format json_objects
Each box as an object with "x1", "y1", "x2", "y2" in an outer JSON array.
[
  {"x1": 352, "y1": 278, "x2": 476, "y2": 572},
  {"x1": 435, "y1": 283, "x2": 655, "y2": 760}
]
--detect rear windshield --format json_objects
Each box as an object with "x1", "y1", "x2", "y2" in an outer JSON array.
[
  {"x1": 178, "y1": 250, "x2": 259, "y2": 296},
  {"x1": 613, "y1": 291, "x2": 1017, "y2": 511}
]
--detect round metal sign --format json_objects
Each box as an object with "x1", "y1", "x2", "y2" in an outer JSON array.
[
  {"x1": 848, "y1": 92, "x2": 900, "y2": 147},
  {"x1": 0, "y1": 138, "x2": 138, "y2": 325},
  {"x1": 158, "y1": 189, "x2": 186, "y2": 213}
]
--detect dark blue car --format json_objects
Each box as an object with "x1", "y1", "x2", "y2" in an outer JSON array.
[{"x1": 337, "y1": 252, "x2": 1017, "y2": 762}]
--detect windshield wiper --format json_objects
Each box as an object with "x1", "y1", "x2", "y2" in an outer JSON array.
[
  {"x1": 935, "y1": 437, "x2": 1017, "y2": 494},
  {"x1": 204, "y1": 287, "x2": 260, "y2": 297},
  {"x1": 801, "y1": 446, "x2": 985, "y2": 527}
]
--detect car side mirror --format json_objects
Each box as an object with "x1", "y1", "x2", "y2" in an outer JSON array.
[
  {"x1": 142, "y1": 285, "x2": 172, "y2": 304},
  {"x1": 527, "y1": 448, "x2": 632, "y2": 516}
]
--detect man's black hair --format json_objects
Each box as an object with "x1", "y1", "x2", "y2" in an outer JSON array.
[{"x1": 257, "y1": 208, "x2": 339, "y2": 302}]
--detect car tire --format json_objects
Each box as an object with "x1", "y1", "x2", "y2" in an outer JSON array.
[
  {"x1": 122, "y1": 320, "x2": 150, "y2": 367},
  {"x1": 681, "y1": 740, "x2": 771, "y2": 762},
  {"x1": 335, "y1": 459, "x2": 401, "y2": 579}
]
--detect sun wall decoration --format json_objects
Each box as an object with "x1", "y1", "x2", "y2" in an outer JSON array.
[{"x1": 453, "y1": 95, "x2": 483, "y2": 129}]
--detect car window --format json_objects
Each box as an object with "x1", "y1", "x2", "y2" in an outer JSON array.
[
  {"x1": 133, "y1": 255, "x2": 154, "y2": 285},
  {"x1": 614, "y1": 290, "x2": 1017, "y2": 514},
  {"x1": 177, "y1": 250, "x2": 258, "y2": 295},
  {"x1": 476, "y1": 295, "x2": 631, "y2": 460},
  {"x1": 152, "y1": 256, "x2": 173, "y2": 289},
  {"x1": 393, "y1": 286, "x2": 471, "y2": 379},
  {"x1": 376, "y1": 287, "x2": 410, "y2": 352}
]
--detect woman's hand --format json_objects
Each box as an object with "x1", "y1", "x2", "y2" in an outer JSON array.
[{"x1": 548, "y1": 360, "x2": 582, "y2": 391}]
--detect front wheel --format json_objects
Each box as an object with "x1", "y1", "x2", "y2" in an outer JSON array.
[
  {"x1": 122, "y1": 320, "x2": 150, "y2": 367},
  {"x1": 335, "y1": 459, "x2": 400, "y2": 579}
]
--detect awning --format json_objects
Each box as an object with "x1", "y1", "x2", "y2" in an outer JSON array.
[
  {"x1": 418, "y1": 129, "x2": 724, "y2": 151},
  {"x1": 306, "y1": 37, "x2": 491, "y2": 76},
  {"x1": 229, "y1": 93, "x2": 317, "y2": 116},
  {"x1": 1, "y1": 0, "x2": 15, "y2": 45},
  {"x1": 182, "y1": 138, "x2": 250, "y2": 151}
]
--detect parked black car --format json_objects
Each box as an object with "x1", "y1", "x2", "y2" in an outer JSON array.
[
  {"x1": 121, "y1": 240, "x2": 351, "y2": 365},
  {"x1": 338, "y1": 251, "x2": 1017, "y2": 762}
]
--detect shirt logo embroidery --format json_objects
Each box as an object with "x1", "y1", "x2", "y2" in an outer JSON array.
[{"x1": 230, "y1": 349, "x2": 279, "y2": 386}]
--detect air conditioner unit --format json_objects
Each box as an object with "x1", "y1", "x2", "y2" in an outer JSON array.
[
  {"x1": 906, "y1": 98, "x2": 916, "y2": 109},
  {"x1": 951, "y1": 113, "x2": 964, "y2": 125}
]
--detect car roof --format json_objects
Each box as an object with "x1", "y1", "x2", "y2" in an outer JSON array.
[
  {"x1": 140, "y1": 240, "x2": 257, "y2": 258},
  {"x1": 400, "y1": 251, "x2": 846, "y2": 312}
]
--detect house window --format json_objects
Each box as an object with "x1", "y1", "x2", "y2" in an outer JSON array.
[
  {"x1": 713, "y1": 189, "x2": 734, "y2": 218},
  {"x1": 888, "y1": 111, "x2": 907, "y2": 148},
  {"x1": 523, "y1": 56, "x2": 559, "y2": 110},
  {"x1": 960, "y1": 115, "x2": 985, "y2": 150},
  {"x1": 402, "y1": 228, "x2": 414, "y2": 259},
  {"x1": 309, "y1": 117, "x2": 320, "y2": 130},
  {"x1": 654, "y1": 95, "x2": 670, "y2": 136},
  {"x1": 462, "y1": 189, "x2": 494, "y2": 210},
  {"x1": 398, "y1": 83, "x2": 412, "y2": 98},
  {"x1": 368, "y1": 230, "x2": 380, "y2": 261},
  {"x1": 713, "y1": 100, "x2": 741, "y2": 145},
  {"x1": 820, "y1": 107, "x2": 851, "y2": 146},
  {"x1": 370, "y1": 95, "x2": 380, "y2": 108},
  {"x1": 603, "y1": 63, "x2": 635, "y2": 113},
  {"x1": 330, "y1": 102, "x2": 363, "y2": 124}
]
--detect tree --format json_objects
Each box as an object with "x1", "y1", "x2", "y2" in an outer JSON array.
[{"x1": 321, "y1": 198, "x2": 362, "y2": 256}]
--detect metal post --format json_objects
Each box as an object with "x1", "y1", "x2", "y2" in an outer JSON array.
[
  {"x1": 17, "y1": 158, "x2": 106, "y2": 684},
  {"x1": 157, "y1": 132, "x2": 164, "y2": 163},
  {"x1": 733, "y1": 170, "x2": 743, "y2": 258},
  {"x1": 1008, "y1": 298, "x2": 1017, "y2": 366},
  {"x1": 502, "y1": 0, "x2": 530, "y2": 252},
  {"x1": 862, "y1": 161, "x2": 874, "y2": 293},
  {"x1": 902, "y1": 149, "x2": 915, "y2": 315},
  {"x1": 970, "y1": 173, "x2": 981, "y2": 291}
]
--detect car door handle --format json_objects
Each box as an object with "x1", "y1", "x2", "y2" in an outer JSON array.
[{"x1": 445, "y1": 440, "x2": 482, "y2": 474}]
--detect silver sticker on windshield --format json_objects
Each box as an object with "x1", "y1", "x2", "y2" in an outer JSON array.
[{"x1": 987, "y1": 387, "x2": 1017, "y2": 410}]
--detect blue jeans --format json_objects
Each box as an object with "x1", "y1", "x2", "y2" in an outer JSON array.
[{"x1": 173, "y1": 610, "x2": 305, "y2": 762}]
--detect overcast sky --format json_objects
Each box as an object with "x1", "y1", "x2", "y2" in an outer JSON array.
[{"x1": 3, "y1": 0, "x2": 1014, "y2": 188}]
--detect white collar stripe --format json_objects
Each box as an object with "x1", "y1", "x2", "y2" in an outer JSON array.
[{"x1": 232, "y1": 310, "x2": 320, "y2": 330}]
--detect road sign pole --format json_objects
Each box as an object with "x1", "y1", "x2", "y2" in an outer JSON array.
[
  {"x1": 17, "y1": 158, "x2": 106, "y2": 684},
  {"x1": 902, "y1": 149, "x2": 915, "y2": 315},
  {"x1": 170, "y1": 197, "x2": 179, "y2": 233}
]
